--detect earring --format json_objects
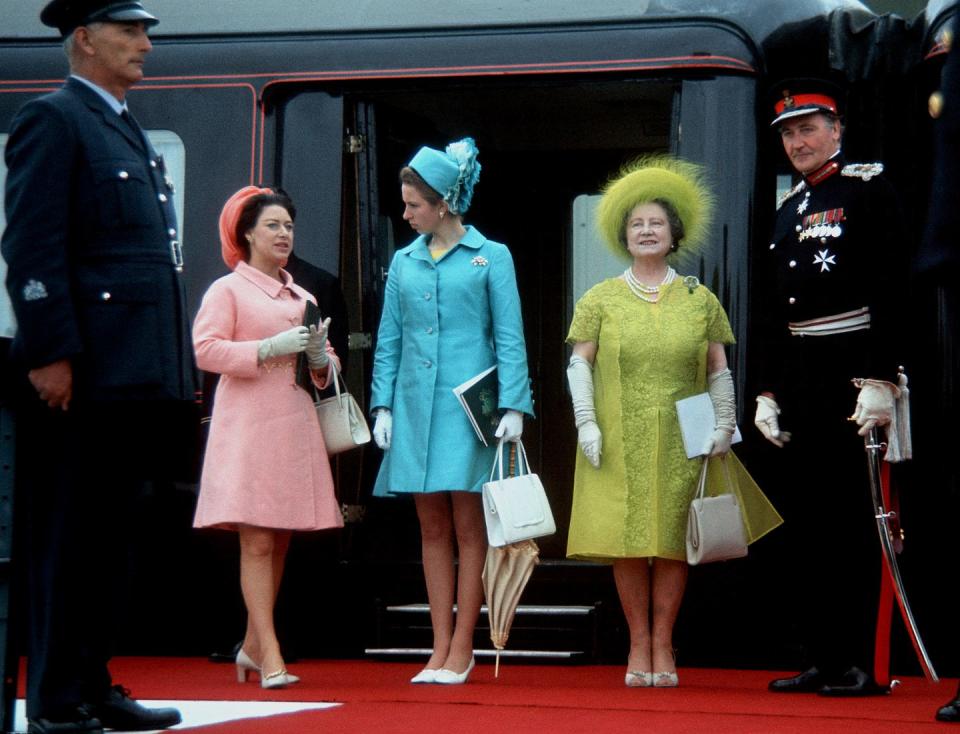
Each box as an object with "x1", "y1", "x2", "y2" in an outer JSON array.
[{"x1": 439, "y1": 209, "x2": 445, "y2": 220}]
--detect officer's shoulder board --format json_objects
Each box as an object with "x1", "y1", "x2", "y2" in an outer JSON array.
[
  {"x1": 776, "y1": 180, "x2": 807, "y2": 210},
  {"x1": 841, "y1": 162, "x2": 884, "y2": 181}
]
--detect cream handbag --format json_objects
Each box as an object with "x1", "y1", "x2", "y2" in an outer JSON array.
[
  {"x1": 313, "y1": 365, "x2": 371, "y2": 455},
  {"x1": 686, "y1": 457, "x2": 748, "y2": 565},
  {"x1": 482, "y1": 440, "x2": 556, "y2": 547}
]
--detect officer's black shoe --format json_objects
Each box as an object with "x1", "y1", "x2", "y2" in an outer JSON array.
[
  {"x1": 90, "y1": 686, "x2": 182, "y2": 731},
  {"x1": 27, "y1": 704, "x2": 103, "y2": 734},
  {"x1": 768, "y1": 667, "x2": 828, "y2": 693},
  {"x1": 936, "y1": 696, "x2": 960, "y2": 722},
  {"x1": 817, "y1": 666, "x2": 890, "y2": 697}
]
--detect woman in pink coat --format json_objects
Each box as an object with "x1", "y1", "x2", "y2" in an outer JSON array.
[{"x1": 193, "y1": 186, "x2": 343, "y2": 688}]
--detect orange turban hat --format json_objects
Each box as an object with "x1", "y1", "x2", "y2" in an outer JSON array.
[{"x1": 219, "y1": 185, "x2": 273, "y2": 270}]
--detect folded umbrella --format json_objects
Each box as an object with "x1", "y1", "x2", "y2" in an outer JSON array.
[{"x1": 482, "y1": 538, "x2": 540, "y2": 678}]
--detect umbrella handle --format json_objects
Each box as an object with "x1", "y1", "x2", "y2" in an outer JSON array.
[
  {"x1": 509, "y1": 442, "x2": 516, "y2": 477},
  {"x1": 495, "y1": 649, "x2": 501, "y2": 678}
]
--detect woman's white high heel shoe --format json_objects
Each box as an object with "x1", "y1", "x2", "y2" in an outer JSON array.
[
  {"x1": 625, "y1": 670, "x2": 654, "y2": 687},
  {"x1": 237, "y1": 648, "x2": 300, "y2": 685},
  {"x1": 434, "y1": 657, "x2": 475, "y2": 685},
  {"x1": 410, "y1": 668, "x2": 440, "y2": 684},
  {"x1": 236, "y1": 648, "x2": 260, "y2": 683},
  {"x1": 261, "y1": 669, "x2": 299, "y2": 689}
]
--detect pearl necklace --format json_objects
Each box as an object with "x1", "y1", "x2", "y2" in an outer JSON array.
[{"x1": 623, "y1": 266, "x2": 676, "y2": 303}]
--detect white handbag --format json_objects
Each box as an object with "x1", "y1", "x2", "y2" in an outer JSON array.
[
  {"x1": 313, "y1": 365, "x2": 371, "y2": 455},
  {"x1": 482, "y1": 439, "x2": 556, "y2": 547},
  {"x1": 685, "y1": 457, "x2": 748, "y2": 565}
]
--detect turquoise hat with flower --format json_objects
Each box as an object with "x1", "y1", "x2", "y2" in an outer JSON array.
[{"x1": 408, "y1": 137, "x2": 482, "y2": 215}]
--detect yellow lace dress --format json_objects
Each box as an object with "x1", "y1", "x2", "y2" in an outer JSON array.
[{"x1": 566, "y1": 276, "x2": 735, "y2": 560}]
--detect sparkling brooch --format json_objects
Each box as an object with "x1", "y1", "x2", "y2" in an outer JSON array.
[
  {"x1": 471, "y1": 256, "x2": 488, "y2": 267},
  {"x1": 683, "y1": 275, "x2": 700, "y2": 293}
]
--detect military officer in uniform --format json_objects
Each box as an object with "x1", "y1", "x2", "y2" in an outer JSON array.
[
  {"x1": 2, "y1": 1, "x2": 194, "y2": 732},
  {"x1": 753, "y1": 81, "x2": 908, "y2": 697}
]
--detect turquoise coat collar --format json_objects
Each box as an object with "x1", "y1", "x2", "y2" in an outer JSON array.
[{"x1": 404, "y1": 225, "x2": 486, "y2": 263}]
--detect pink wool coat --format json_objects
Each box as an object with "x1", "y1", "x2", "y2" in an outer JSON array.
[{"x1": 192, "y1": 261, "x2": 344, "y2": 531}]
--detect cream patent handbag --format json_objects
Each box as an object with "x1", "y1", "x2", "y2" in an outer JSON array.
[
  {"x1": 313, "y1": 365, "x2": 371, "y2": 455},
  {"x1": 686, "y1": 457, "x2": 748, "y2": 565},
  {"x1": 482, "y1": 440, "x2": 556, "y2": 547}
]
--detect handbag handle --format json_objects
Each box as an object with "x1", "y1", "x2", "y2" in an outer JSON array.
[
  {"x1": 694, "y1": 456, "x2": 736, "y2": 500},
  {"x1": 488, "y1": 438, "x2": 531, "y2": 483},
  {"x1": 310, "y1": 361, "x2": 345, "y2": 407}
]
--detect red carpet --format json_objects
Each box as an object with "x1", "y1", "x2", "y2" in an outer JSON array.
[{"x1": 17, "y1": 658, "x2": 955, "y2": 732}]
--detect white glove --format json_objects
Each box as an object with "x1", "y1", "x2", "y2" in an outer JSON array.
[
  {"x1": 494, "y1": 409, "x2": 524, "y2": 442},
  {"x1": 373, "y1": 408, "x2": 392, "y2": 450},
  {"x1": 305, "y1": 317, "x2": 332, "y2": 369},
  {"x1": 851, "y1": 379, "x2": 900, "y2": 437},
  {"x1": 703, "y1": 368, "x2": 736, "y2": 457},
  {"x1": 567, "y1": 354, "x2": 601, "y2": 468},
  {"x1": 754, "y1": 395, "x2": 791, "y2": 447},
  {"x1": 257, "y1": 325, "x2": 309, "y2": 362}
]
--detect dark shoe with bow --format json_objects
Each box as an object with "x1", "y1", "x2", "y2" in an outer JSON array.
[
  {"x1": 27, "y1": 704, "x2": 103, "y2": 734},
  {"x1": 936, "y1": 695, "x2": 960, "y2": 722},
  {"x1": 90, "y1": 686, "x2": 182, "y2": 731},
  {"x1": 817, "y1": 666, "x2": 890, "y2": 697},
  {"x1": 768, "y1": 667, "x2": 828, "y2": 693}
]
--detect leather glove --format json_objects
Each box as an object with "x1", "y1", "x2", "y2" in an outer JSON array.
[
  {"x1": 373, "y1": 408, "x2": 392, "y2": 450},
  {"x1": 754, "y1": 395, "x2": 791, "y2": 447},
  {"x1": 494, "y1": 409, "x2": 524, "y2": 442},
  {"x1": 257, "y1": 325, "x2": 309, "y2": 362},
  {"x1": 567, "y1": 354, "x2": 601, "y2": 468},
  {"x1": 305, "y1": 317, "x2": 332, "y2": 369},
  {"x1": 851, "y1": 379, "x2": 900, "y2": 437},
  {"x1": 703, "y1": 368, "x2": 736, "y2": 457}
]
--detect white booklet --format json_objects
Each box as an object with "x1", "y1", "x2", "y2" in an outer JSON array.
[{"x1": 675, "y1": 392, "x2": 742, "y2": 459}]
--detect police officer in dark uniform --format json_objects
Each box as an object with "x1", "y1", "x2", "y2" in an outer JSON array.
[
  {"x1": 754, "y1": 81, "x2": 908, "y2": 697},
  {"x1": 2, "y1": 1, "x2": 194, "y2": 732}
]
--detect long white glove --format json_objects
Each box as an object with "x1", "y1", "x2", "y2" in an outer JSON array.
[
  {"x1": 754, "y1": 395, "x2": 791, "y2": 447},
  {"x1": 851, "y1": 379, "x2": 900, "y2": 437},
  {"x1": 257, "y1": 325, "x2": 309, "y2": 362},
  {"x1": 373, "y1": 408, "x2": 392, "y2": 450},
  {"x1": 567, "y1": 354, "x2": 601, "y2": 468},
  {"x1": 305, "y1": 317, "x2": 332, "y2": 369},
  {"x1": 494, "y1": 409, "x2": 524, "y2": 442},
  {"x1": 703, "y1": 367, "x2": 736, "y2": 457}
]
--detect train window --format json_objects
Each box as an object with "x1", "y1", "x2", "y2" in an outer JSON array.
[
  {"x1": 570, "y1": 194, "x2": 626, "y2": 315},
  {"x1": 145, "y1": 130, "x2": 187, "y2": 244}
]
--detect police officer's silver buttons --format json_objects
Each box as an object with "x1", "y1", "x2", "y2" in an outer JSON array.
[
  {"x1": 158, "y1": 193, "x2": 168, "y2": 203},
  {"x1": 101, "y1": 291, "x2": 111, "y2": 301},
  {"x1": 769, "y1": 243, "x2": 776, "y2": 250},
  {"x1": 150, "y1": 160, "x2": 158, "y2": 168},
  {"x1": 788, "y1": 297, "x2": 796, "y2": 304},
  {"x1": 789, "y1": 260, "x2": 797, "y2": 268},
  {"x1": 118, "y1": 171, "x2": 129, "y2": 180},
  {"x1": 168, "y1": 228, "x2": 177, "y2": 237},
  {"x1": 795, "y1": 225, "x2": 802, "y2": 232}
]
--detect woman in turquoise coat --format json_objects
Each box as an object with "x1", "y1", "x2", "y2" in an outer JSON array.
[{"x1": 370, "y1": 138, "x2": 534, "y2": 685}]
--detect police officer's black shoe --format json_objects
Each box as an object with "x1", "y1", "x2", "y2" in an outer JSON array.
[
  {"x1": 936, "y1": 695, "x2": 960, "y2": 722},
  {"x1": 768, "y1": 667, "x2": 828, "y2": 692},
  {"x1": 817, "y1": 666, "x2": 890, "y2": 697},
  {"x1": 27, "y1": 704, "x2": 103, "y2": 734},
  {"x1": 90, "y1": 686, "x2": 182, "y2": 731}
]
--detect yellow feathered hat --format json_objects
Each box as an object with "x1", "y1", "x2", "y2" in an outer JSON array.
[{"x1": 596, "y1": 155, "x2": 714, "y2": 269}]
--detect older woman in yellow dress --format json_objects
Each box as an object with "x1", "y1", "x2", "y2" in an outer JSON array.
[{"x1": 565, "y1": 157, "x2": 778, "y2": 688}]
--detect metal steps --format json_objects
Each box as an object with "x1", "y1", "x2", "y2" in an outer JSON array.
[{"x1": 367, "y1": 602, "x2": 601, "y2": 662}]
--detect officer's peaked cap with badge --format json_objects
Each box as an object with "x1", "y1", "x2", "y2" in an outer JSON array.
[
  {"x1": 41, "y1": 0, "x2": 158, "y2": 37},
  {"x1": 770, "y1": 78, "x2": 844, "y2": 127}
]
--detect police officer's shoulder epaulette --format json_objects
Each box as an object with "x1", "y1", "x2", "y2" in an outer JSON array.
[
  {"x1": 776, "y1": 180, "x2": 806, "y2": 210},
  {"x1": 841, "y1": 162, "x2": 884, "y2": 181}
]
